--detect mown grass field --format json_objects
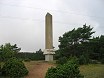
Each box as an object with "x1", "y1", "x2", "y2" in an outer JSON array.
[{"x1": 80, "y1": 64, "x2": 104, "y2": 78}]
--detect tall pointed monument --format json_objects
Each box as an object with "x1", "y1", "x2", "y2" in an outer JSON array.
[{"x1": 43, "y1": 13, "x2": 55, "y2": 61}]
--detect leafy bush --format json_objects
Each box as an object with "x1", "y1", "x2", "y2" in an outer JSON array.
[
  {"x1": 78, "y1": 55, "x2": 90, "y2": 65},
  {"x1": 68, "y1": 56, "x2": 79, "y2": 64},
  {"x1": 2, "y1": 57, "x2": 28, "y2": 77},
  {"x1": 56, "y1": 57, "x2": 67, "y2": 64},
  {"x1": 45, "y1": 58, "x2": 84, "y2": 78}
]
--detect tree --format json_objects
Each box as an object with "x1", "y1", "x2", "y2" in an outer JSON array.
[
  {"x1": 89, "y1": 35, "x2": 104, "y2": 60},
  {"x1": 0, "y1": 43, "x2": 21, "y2": 61},
  {"x1": 57, "y1": 24, "x2": 94, "y2": 58}
]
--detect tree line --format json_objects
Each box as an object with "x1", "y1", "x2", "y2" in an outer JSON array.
[
  {"x1": 56, "y1": 24, "x2": 104, "y2": 64},
  {"x1": 0, "y1": 43, "x2": 44, "y2": 62}
]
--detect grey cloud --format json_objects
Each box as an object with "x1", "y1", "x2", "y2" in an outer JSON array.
[{"x1": 0, "y1": 0, "x2": 104, "y2": 52}]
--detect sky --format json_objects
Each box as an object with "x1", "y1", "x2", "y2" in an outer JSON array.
[{"x1": 0, "y1": 0, "x2": 104, "y2": 52}]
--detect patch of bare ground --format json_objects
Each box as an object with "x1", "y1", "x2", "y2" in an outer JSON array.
[{"x1": 24, "y1": 61, "x2": 55, "y2": 78}]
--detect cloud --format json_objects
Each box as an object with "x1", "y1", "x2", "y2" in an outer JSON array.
[{"x1": 0, "y1": 0, "x2": 104, "y2": 52}]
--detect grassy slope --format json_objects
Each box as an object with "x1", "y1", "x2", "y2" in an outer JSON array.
[{"x1": 80, "y1": 64, "x2": 104, "y2": 78}]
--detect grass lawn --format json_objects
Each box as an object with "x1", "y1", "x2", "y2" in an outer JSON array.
[{"x1": 80, "y1": 64, "x2": 104, "y2": 78}]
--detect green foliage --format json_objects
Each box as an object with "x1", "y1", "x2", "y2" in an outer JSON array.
[
  {"x1": 16, "y1": 49, "x2": 45, "y2": 61},
  {"x1": 68, "y1": 56, "x2": 79, "y2": 65},
  {"x1": 1, "y1": 57, "x2": 28, "y2": 77},
  {"x1": 56, "y1": 56, "x2": 79, "y2": 65},
  {"x1": 89, "y1": 35, "x2": 104, "y2": 61},
  {"x1": 0, "y1": 43, "x2": 21, "y2": 62},
  {"x1": 78, "y1": 55, "x2": 90, "y2": 65},
  {"x1": 56, "y1": 57, "x2": 67, "y2": 64},
  {"x1": 58, "y1": 24, "x2": 94, "y2": 58},
  {"x1": 57, "y1": 24, "x2": 104, "y2": 63},
  {"x1": 45, "y1": 58, "x2": 84, "y2": 78}
]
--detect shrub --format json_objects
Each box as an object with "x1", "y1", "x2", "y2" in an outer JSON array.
[
  {"x1": 2, "y1": 57, "x2": 28, "y2": 77},
  {"x1": 56, "y1": 57, "x2": 67, "y2": 64},
  {"x1": 45, "y1": 58, "x2": 84, "y2": 78},
  {"x1": 68, "y1": 56, "x2": 79, "y2": 64},
  {"x1": 78, "y1": 55, "x2": 90, "y2": 65}
]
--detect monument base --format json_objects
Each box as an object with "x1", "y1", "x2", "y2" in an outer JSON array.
[
  {"x1": 45, "y1": 54, "x2": 54, "y2": 61},
  {"x1": 43, "y1": 49, "x2": 55, "y2": 61}
]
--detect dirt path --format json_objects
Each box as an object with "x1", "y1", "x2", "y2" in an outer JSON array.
[{"x1": 25, "y1": 61, "x2": 55, "y2": 78}]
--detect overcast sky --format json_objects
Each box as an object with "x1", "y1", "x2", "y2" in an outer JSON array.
[{"x1": 0, "y1": 0, "x2": 104, "y2": 52}]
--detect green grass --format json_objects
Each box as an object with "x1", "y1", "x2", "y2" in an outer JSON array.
[{"x1": 80, "y1": 64, "x2": 104, "y2": 78}]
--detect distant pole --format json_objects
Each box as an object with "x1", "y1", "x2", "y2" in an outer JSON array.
[{"x1": 44, "y1": 13, "x2": 55, "y2": 61}]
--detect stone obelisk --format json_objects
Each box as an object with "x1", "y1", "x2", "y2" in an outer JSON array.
[{"x1": 44, "y1": 13, "x2": 55, "y2": 61}]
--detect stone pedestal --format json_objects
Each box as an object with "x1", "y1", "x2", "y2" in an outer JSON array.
[{"x1": 44, "y1": 49, "x2": 55, "y2": 61}]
